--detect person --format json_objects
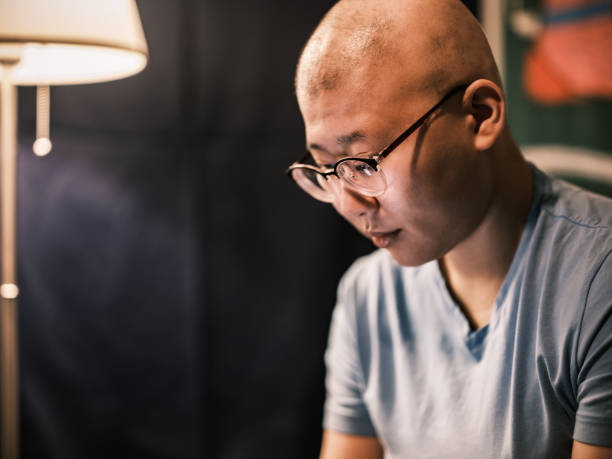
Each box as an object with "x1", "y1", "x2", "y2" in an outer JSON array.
[{"x1": 285, "y1": 0, "x2": 612, "y2": 458}]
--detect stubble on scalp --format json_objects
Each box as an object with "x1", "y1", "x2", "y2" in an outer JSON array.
[
  {"x1": 295, "y1": 0, "x2": 502, "y2": 104},
  {"x1": 295, "y1": 3, "x2": 399, "y2": 100}
]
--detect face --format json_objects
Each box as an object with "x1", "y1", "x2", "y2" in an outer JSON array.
[{"x1": 298, "y1": 77, "x2": 496, "y2": 266}]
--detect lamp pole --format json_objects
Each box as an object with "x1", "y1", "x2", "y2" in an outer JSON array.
[
  {"x1": 0, "y1": 60, "x2": 20, "y2": 459},
  {"x1": 0, "y1": 4, "x2": 148, "y2": 457}
]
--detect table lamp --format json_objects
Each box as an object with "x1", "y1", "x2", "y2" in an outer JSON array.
[{"x1": 0, "y1": 1, "x2": 148, "y2": 457}]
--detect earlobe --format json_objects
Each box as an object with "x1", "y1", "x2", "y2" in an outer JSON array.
[{"x1": 463, "y1": 79, "x2": 505, "y2": 151}]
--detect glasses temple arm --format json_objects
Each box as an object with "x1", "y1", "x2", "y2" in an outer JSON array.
[{"x1": 377, "y1": 84, "x2": 468, "y2": 160}]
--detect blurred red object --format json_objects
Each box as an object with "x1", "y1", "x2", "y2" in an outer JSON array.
[{"x1": 523, "y1": 0, "x2": 612, "y2": 103}]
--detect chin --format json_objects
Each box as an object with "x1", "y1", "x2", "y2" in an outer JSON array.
[{"x1": 385, "y1": 226, "x2": 458, "y2": 267}]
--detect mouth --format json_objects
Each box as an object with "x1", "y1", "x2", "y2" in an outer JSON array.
[{"x1": 367, "y1": 229, "x2": 401, "y2": 249}]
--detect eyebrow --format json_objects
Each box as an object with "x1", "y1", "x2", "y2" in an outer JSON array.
[{"x1": 308, "y1": 130, "x2": 367, "y2": 153}]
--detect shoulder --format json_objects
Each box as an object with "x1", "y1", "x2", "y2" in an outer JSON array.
[
  {"x1": 523, "y1": 169, "x2": 612, "y2": 348},
  {"x1": 537, "y1": 169, "x2": 612, "y2": 238},
  {"x1": 529, "y1": 169, "x2": 612, "y2": 276}
]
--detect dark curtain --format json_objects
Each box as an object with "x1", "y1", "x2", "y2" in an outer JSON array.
[{"x1": 15, "y1": 1, "x2": 476, "y2": 458}]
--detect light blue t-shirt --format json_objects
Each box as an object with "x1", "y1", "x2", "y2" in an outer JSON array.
[{"x1": 323, "y1": 167, "x2": 612, "y2": 458}]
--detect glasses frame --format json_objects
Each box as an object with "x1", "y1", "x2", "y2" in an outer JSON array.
[{"x1": 286, "y1": 83, "x2": 469, "y2": 198}]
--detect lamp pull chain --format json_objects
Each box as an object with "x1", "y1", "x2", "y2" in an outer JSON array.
[{"x1": 33, "y1": 85, "x2": 52, "y2": 157}]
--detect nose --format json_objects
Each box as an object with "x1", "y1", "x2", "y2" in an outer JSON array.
[{"x1": 334, "y1": 181, "x2": 379, "y2": 219}]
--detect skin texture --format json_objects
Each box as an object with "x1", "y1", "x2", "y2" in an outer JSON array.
[{"x1": 295, "y1": 1, "x2": 612, "y2": 458}]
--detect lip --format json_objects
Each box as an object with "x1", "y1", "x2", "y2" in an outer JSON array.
[{"x1": 367, "y1": 229, "x2": 401, "y2": 248}]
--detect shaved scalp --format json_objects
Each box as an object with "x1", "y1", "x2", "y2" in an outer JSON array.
[{"x1": 296, "y1": 0, "x2": 501, "y2": 102}]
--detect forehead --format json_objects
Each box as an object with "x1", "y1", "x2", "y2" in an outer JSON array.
[
  {"x1": 300, "y1": 94, "x2": 379, "y2": 155},
  {"x1": 299, "y1": 76, "x2": 424, "y2": 155}
]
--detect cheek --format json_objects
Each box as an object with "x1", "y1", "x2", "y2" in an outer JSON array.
[
  {"x1": 414, "y1": 150, "x2": 494, "y2": 237},
  {"x1": 379, "y1": 136, "x2": 456, "y2": 212},
  {"x1": 411, "y1": 134, "x2": 480, "y2": 209},
  {"x1": 379, "y1": 143, "x2": 484, "y2": 228},
  {"x1": 380, "y1": 156, "x2": 438, "y2": 214}
]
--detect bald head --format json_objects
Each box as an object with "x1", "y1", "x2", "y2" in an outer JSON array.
[{"x1": 296, "y1": 0, "x2": 501, "y2": 103}]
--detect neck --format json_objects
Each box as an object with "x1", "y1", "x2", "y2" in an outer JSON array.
[{"x1": 440, "y1": 141, "x2": 533, "y2": 330}]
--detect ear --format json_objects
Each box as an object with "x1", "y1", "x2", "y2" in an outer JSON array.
[{"x1": 462, "y1": 79, "x2": 505, "y2": 151}]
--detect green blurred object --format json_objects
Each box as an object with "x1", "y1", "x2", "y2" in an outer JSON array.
[{"x1": 504, "y1": 0, "x2": 612, "y2": 197}]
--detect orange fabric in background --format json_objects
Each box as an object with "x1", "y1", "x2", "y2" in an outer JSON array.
[{"x1": 524, "y1": 0, "x2": 612, "y2": 103}]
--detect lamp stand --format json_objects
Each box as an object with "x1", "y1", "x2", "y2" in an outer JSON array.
[{"x1": 0, "y1": 61, "x2": 20, "y2": 459}]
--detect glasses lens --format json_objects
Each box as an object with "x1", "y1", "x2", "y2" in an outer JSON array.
[
  {"x1": 336, "y1": 159, "x2": 386, "y2": 196},
  {"x1": 291, "y1": 167, "x2": 336, "y2": 202}
]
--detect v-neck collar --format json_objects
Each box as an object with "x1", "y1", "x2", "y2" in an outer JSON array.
[{"x1": 431, "y1": 164, "x2": 545, "y2": 358}]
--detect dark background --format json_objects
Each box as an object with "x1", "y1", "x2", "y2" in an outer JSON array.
[{"x1": 15, "y1": 1, "x2": 476, "y2": 458}]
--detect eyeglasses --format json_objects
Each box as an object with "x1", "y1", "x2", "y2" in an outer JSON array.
[{"x1": 286, "y1": 84, "x2": 468, "y2": 203}]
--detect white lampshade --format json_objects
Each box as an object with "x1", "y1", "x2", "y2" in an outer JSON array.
[{"x1": 0, "y1": 0, "x2": 148, "y2": 85}]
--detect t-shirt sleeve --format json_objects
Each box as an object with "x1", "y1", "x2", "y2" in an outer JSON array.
[
  {"x1": 573, "y1": 249, "x2": 612, "y2": 446},
  {"x1": 322, "y1": 276, "x2": 377, "y2": 436}
]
